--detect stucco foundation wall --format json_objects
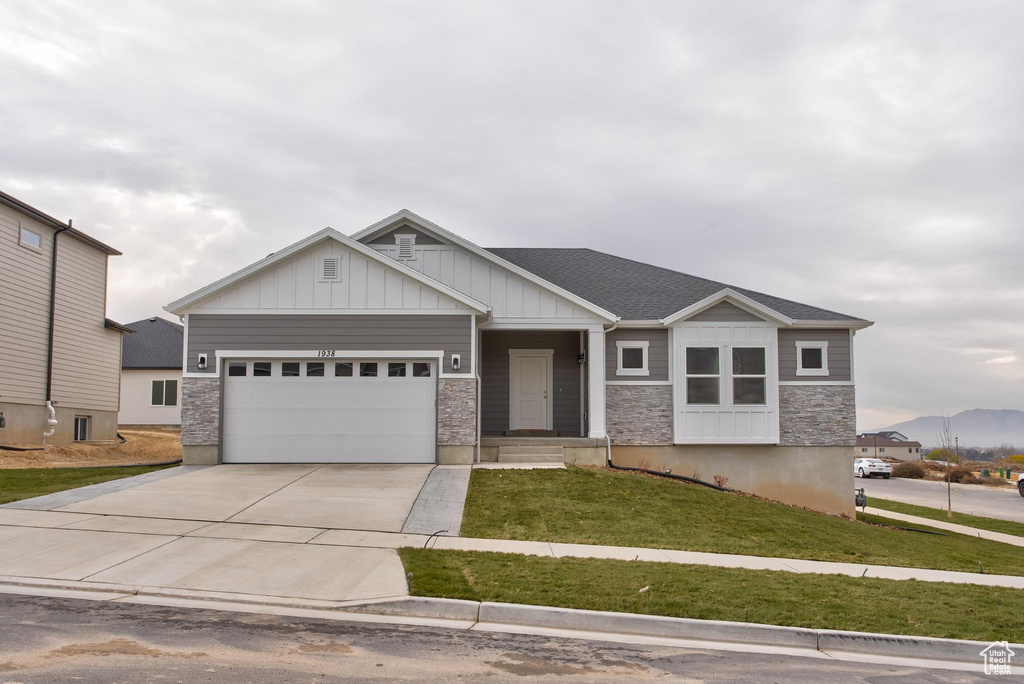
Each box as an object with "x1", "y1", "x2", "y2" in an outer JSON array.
[
  {"x1": 779, "y1": 385, "x2": 856, "y2": 446},
  {"x1": 606, "y1": 385, "x2": 673, "y2": 445},
  {"x1": 611, "y1": 445, "x2": 855, "y2": 517},
  {"x1": 438, "y1": 378, "x2": 477, "y2": 446},
  {"x1": 181, "y1": 377, "x2": 220, "y2": 447},
  {"x1": 0, "y1": 402, "x2": 117, "y2": 444}
]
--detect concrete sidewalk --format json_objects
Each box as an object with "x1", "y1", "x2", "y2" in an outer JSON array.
[{"x1": 863, "y1": 506, "x2": 1024, "y2": 548}]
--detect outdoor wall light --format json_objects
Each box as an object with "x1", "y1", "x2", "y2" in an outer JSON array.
[
  {"x1": 197, "y1": 353, "x2": 208, "y2": 370},
  {"x1": 577, "y1": 352, "x2": 586, "y2": 365},
  {"x1": 450, "y1": 353, "x2": 461, "y2": 371}
]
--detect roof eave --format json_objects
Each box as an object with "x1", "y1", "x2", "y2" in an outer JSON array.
[
  {"x1": 105, "y1": 318, "x2": 135, "y2": 334},
  {"x1": 789, "y1": 319, "x2": 874, "y2": 331},
  {"x1": 0, "y1": 190, "x2": 121, "y2": 255},
  {"x1": 659, "y1": 288, "x2": 794, "y2": 327}
]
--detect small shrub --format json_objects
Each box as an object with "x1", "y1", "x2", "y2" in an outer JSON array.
[
  {"x1": 713, "y1": 474, "x2": 729, "y2": 488},
  {"x1": 925, "y1": 448, "x2": 953, "y2": 461},
  {"x1": 892, "y1": 461, "x2": 925, "y2": 479},
  {"x1": 947, "y1": 465, "x2": 974, "y2": 483},
  {"x1": 636, "y1": 458, "x2": 652, "y2": 471},
  {"x1": 1007, "y1": 454, "x2": 1024, "y2": 465}
]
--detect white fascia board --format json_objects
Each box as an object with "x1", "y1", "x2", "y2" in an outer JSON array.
[
  {"x1": 351, "y1": 209, "x2": 619, "y2": 323},
  {"x1": 789, "y1": 319, "x2": 874, "y2": 331},
  {"x1": 659, "y1": 288, "x2": 793, "y2": 326},
  {"x1": 615, "y1": 320, "x2": 663, "y2": 328},
  {"x1": 164, "y1": 227, "x2": 489, "y2": 316}
]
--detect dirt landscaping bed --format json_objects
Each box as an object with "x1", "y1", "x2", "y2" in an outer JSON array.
[{"x1": 0, "y1": 429, "x2": 181, "y2": 469}]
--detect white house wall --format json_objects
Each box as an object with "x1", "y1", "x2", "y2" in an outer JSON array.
[
  {"x1": 372, "y1": 243, "x2": 600, "y2": 321},
  {"x1": 118, "y1": 369, "x2": 182, "y2": 425},
  {"x1": 191, "y1": 240, "x2": 467, "y2": 312}
]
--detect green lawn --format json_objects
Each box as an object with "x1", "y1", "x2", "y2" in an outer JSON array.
[
  {"x1": 400, "y1": 548, "x2": 1024, "y2": 642},
  {"x1": 866, "y1": 498, "x2": 1024, "y2": 538},
  {"x1": 0, "y1": 465, "x2": 174, "y2": 505},
  {"x1": 461, "y1": 466, "x2": 1024, "y2": 576}
]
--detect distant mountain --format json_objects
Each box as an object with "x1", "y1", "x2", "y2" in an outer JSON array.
[{"x1": 871, "y1": 409, "x2": 1024, "y2": 449}]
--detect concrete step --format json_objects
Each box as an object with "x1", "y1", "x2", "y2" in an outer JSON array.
[
  {"x1": 504, "y1": 429, "x2": 559, "y2": 437},
  {"x1": 498, "y1": 446, "x2": 564, "y2": 455},
  {"x1": 498, "y1": 446, "x2": 565, "y2": 464}
]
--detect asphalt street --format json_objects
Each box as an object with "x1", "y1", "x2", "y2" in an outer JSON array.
[
  {"x1": 860, "y1": 475, "x2": 1024, "y2": 523},
  {"x1": 0, "y1": 594, "x2": 994, "y2": 682}
]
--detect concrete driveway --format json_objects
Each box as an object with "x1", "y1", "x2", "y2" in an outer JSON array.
[
  {"x1": 861, "y1": 476, "x2": 1024, "y2": 523},
  {"x1": 58, "y1": 464, "x2": 434, "y2": 532}
]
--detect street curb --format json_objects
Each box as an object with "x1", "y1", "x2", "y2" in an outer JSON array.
[{"x1": 1, "y1": 577, "x2": 1018, "y2": 666}]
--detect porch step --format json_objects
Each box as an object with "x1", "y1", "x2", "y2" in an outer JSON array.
[
  {"x1": 504, "y1": 429, "x2": 559, "y2": 437},
  {"x1": 497, "y1": 445, "x2": 565, "y2": 464}
]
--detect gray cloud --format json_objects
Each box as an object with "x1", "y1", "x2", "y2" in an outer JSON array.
[{"x1": 2, "y1": 0, "x2": 1022, "y2": 429}]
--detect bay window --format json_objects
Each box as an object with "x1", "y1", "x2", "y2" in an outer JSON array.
[
  {"x1": 732, "y1": 347, "x2": 767, "y2": 405},
  {"x1": 685, "y1": 347, "x2": 720, "y2": 404}
]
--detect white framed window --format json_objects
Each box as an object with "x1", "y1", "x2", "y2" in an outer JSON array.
[
  {"x1": 685, "y1": 346, "x2": 720, "y2": 405},
  {"x1": 861, "y1": 447, "x2": 867, "y2": 453},
  {"x1": 795, "y1": 341, "x2": 829, "y2": 376},
  {"x1": 73, "y1": 416, "x2": 90, "y2": 441},
  {"x1": 732, "y1": 347, "x2": 767, "y2": 405},
  {"x1": 20, "y1": 227, "x2": 42, "y2": 250},
  {"x1": 320, "y1": 256, "x2": 340, "y2": 281},
  {"x1": 615, "y1": 340, "x2": 649, "y2": 376},
  {"x1": 879, "y1": 447, "x2": 885, "y2": 453},
  {"x1": 395, "y1": 233, "x2": 416, "y2": 259},
  {"x1": 151, "y1": 379, "x2": 178, "y2": 406}
]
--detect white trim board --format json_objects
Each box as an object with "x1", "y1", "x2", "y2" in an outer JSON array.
[
  {"x1": 350, "y1": 209, "x2": 618, "y2": 323},
  {"x1": 606, "y1": 380, "x2": 672, "y2": 386},
  {"x1": 615, "y1": 339, "x2": 649, "y2": 376},
  {"x1": 660, "y1": 288, "x2": 792, "y2": 327},
  {"x1": 164, "y1": 228, "x2": 490, "y2": 315}
]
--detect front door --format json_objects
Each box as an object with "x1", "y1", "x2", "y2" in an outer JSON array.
[{"x1": 510, "y1": 351, "x2": 551, "y2": 430}]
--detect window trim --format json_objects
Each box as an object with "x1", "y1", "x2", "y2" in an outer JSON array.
[
  {"x1": 795, "y1": 341, "x2": 829, "y2": 376},
  {"x1": 731, "y1": 346, "x2": 768, "y2": 406},
  {"x1": 615, "y1": 340, "x2": 649, "y2": 376},
  {"x1": 73, "y1": 416, "x2": 90, "y2": 442},
  {"x1": 19, "y1": 226, "x2": 42, "y2": 251},
  {"x1": 684, "y1": 346, "x2": 721, "y2": 406},
  {"x1": 150, "y1": 379, "x2": 177, "y2": 407}
]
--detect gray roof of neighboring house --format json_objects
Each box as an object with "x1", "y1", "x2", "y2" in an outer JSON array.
[
  {"x1": 486, "y1": 248, "x2": 864, "y2": 322},
  {"x1": 121, "y1": 317, "x2": 183, "y2": 369}
]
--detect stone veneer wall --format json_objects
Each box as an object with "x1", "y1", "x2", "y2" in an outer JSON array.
[
  {"x1": 181, "y1": 377, "x2": 220, "y2": 446},
  {"x1": 607, "y1": 384, "x2": 673, "y2": 446},
  {"x1": 779, "y1": 384, "x2": 856, "y2": 446},
  {"x1": 437, "y1": 377, "x2": 477, "y2": 446}
]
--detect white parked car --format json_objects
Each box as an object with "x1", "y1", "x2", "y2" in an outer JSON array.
[
  {"x1": 854, "y1": 458, "x2": 891, "y2": 479},
  {"x1": 1018, "y1": 472, "x2": 1023, "y2": 497}
]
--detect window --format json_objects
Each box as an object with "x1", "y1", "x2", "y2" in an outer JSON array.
[
  {"x1": 360, "y1": 362, "x2": 378, "y2": 377},
  {"x1": 335, "y1": 362, "x2": 353, "y2": 377},
  {"x1": 395, "y1": 234, "x2": 415, "y2": 259},
  {"x1": 861, "y1": 447, "x2": 867, "y2": 453},
  {"x1": 795, "y1": 341, "x2": 829, "y2": 376},
  {"x1": 253, "y1": 362, "x2": 272, "y2": 377},
  {"x1": 228, "y1": 363, "x2": 247, "y2": 377},
  {"x1": 150, "y1": 379, "x2": 178, "y2": 406},
  {"x1": 915, "y1": 447, "x2": 920, "y2": 454},
  {"x1": 732, "y1": 347, "x2": 766, "y2": 405},
  {"x1": 388, "y1": 362, "x2": 407, "y2": 377},
  {"x1": 413, "y1": 362, "x2": 431, "y2": 377},
  {"x1": 879, "y1": 447, "x2": 885, "y2": 453},
  {"x1": 306, "y1": 362, "x2": 324, "y2": 377},
  {"x1": 685, "y1": 347, "x2": 720, "y2": 404},
  {"x1": 20, "y1": 227, "x2": 41, "y2": 249},
  {"x1": 616, "y1": 341, "x2": 649, "y2": 376},
  {"x1": 908, "y1": 447, "x2": 913, "y2": 454},
  {"x1": 282, "y1": 362, "x2": 300, "y2": 377},
  {"x1": 321, "y1": 257, "x2": 339, "y2": 281},
  {"x1": 73, "y1": 416, "x2": 90, "y2": 441}
]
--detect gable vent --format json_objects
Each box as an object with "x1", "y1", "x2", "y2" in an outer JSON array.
[
  {"x1": 321, "y1": 257, "x2": 339, "y2": 280},
  {"x1": 396, "y1": 234, "x2": 415, "y2": 259}
]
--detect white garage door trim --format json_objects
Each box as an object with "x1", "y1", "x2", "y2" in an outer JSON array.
[{"x1": 222, "y1": 358, "x2": 437, "y2": 464}]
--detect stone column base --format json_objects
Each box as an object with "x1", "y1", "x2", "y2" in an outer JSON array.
[{"x1": 182, "y1": 445, "x2": 219, "y2": 465}]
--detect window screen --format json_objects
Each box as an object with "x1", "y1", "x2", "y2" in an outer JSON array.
[
  {"x1": 151, "y1": 380, "x2": 165, "y2": 406},
  {"x1": 685, "y1": 347, "x2": 720, "y2": 404},
  {"x1": 620, "y1": 347, "x2": 644, "y2": 370},
  {"x1": 800, "y1": 347, "x2": 824, "y2": 370},
  {"x1": 164, "y1": 379, "x2": 178, "y2": 406}
]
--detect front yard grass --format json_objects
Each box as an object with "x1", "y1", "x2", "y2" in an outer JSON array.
[
  {"x1": 0, "y1": 465, "x2": 174, "y2": 505},
  {"x1": 866, "y1": 498, "x2": 1024, "y2": 538},
  {"x1": 462, "y1": 466, "x2": 1024, "y2": 576},
  {"x1": 400, "y1": 548, "x2": 1024, "y2": 642}
]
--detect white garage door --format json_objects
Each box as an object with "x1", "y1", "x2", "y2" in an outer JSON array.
[{"x1": 222, "y1": 359, "x2": 436, "y2": 463}]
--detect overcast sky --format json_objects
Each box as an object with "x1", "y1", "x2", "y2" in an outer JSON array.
[{"x1": 2, "y1": 1, "x2": 1021, "y2": 430}]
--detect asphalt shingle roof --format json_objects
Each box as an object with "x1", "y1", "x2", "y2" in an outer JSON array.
[
  {"x1": 485, "y1": 248, "x2": 863, "y2": 322},
  {"x1": 121, "y1": 317, "x2": 183, "y2": 369}
]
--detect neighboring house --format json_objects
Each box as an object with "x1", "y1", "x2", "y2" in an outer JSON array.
[
  {"x1": 0, "y1": 190, "x2": 131, "y2": 444},
  {"x1": 166, "y1": 210, "x2": 872, "y2": 515},
  {"x1": 857, "y1": 433, "x2": 922, "y2": 461},
  {"x1": 119, "y1": 317, "x2": 184, "y2": 427}
]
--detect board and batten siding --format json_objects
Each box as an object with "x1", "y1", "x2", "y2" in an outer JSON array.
[
  {"x1": 688, "y1": 301, "x2": 764, "y2": 322},
  {"x1": 187, "y1": 314, "x2": 472, "y2": 375},
  {"x1": 777, "y1": 329, "x2": 852, "y2": 382},
  {"x1": 50, "y1": 234, "x2": 123, "y2": 412},
  {"x1": 191, "y1": 239, "x2": 470, "y2": 312},
  {"x1": 605, "y1": 329, "x2": 669, "y2": 381},
  {"x1": 0, "y1": 204, "x2": 54, "y2": 405},
  {"x1": 480, "y1": 330, "x2": 583, "y2": 436},
  {"x1": 370, "y1": 242, "x2": 602, "y2": 321}
]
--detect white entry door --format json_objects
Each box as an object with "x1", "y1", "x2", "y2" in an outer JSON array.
[
  {"x1": 222, "y1": 359, "x2": 436, "y2": 463},
  {"x1": 510, "y1": 350, "x2": 552, "y2": 430}
]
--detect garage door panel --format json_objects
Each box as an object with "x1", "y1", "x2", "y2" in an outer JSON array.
[{"x1": 222, "y1": 359, "x2": 437, "y2": 464}]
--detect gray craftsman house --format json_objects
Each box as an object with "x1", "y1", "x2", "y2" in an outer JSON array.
[{"x1": 167, "y1": 210, "x2": 871, "y2": 515}]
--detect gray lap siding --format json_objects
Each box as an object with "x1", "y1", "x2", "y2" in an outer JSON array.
[{"x1": 186, "y1": 314, "x2": 472, "y2": 375}]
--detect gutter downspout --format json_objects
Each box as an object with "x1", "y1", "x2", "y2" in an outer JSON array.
[{"x1": 43, "y1": 220, "x2": 71, "y2": 443}]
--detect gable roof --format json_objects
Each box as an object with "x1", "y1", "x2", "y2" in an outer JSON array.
[
  {"x1": 353, "y1": 210, "x2": 618, "y2": 322},
  {"x1": 0, "y1": 189, "x2": 121, "y2": 256},
  {"x1": 122, "y1": 317, "x2": 183, "y2": 369},
  {"x1": 856, "y1": 435, "x2": 922, "y2": 448},
  {"x1": 486, "y1": 248, "x2": 869, "y2": 325},
  {"x1": 164, "y1": 227, "x2": 489, "y2": 315}
]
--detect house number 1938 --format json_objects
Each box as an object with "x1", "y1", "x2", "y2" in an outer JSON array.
[{"x1": 316, "y1": 350, "x2": 336, "y2": 357}]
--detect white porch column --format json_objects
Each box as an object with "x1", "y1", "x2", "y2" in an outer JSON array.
[{"x1": 587, "y1": 329, "x2": 606, "y2": 439}]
